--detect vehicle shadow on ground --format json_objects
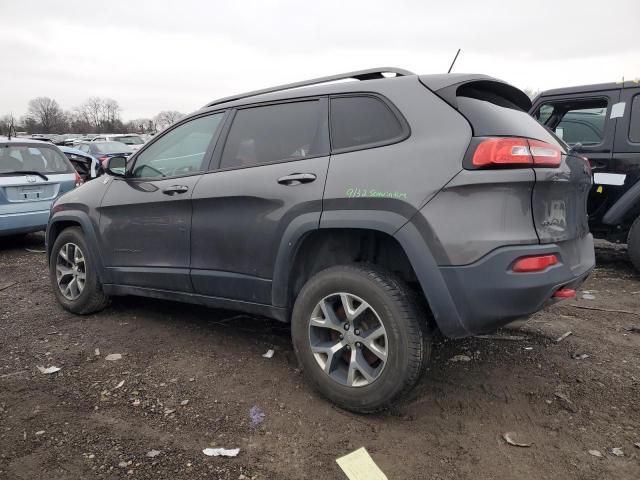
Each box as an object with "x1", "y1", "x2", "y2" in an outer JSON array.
[{"x1": 0, "y1": 232, "x2": 47, "y2": 252}]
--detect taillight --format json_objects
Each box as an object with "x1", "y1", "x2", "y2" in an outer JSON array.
[
  {"x1": 74, "y1": 172, "x2": 83, "y2": 187},
  {"x1": 471, "y1": 137, "x2": 563, "y2": 169},
  {"x1": 528, "y1": 139, "x2": 562, "y2": 166},
  {"x1": 512, "y1": 254, "x2": 558, "y2": 273}
]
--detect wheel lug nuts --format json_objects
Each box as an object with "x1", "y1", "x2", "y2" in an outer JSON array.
[
  {"x1": 356, "y1": 342, "x2": 362, "y2": 348},
  {"x1": 343, "y1": 323, "x2": 350, "y2": 330},
  {"x1": 339, "y1": 334, "x2": 344, "y2": 340},
  {"x1": 346, "y1": 345, "x2": 351, "y2": 350},
  {"x1": 354, "y1": 329, "x2": 360, "y2": 335}
]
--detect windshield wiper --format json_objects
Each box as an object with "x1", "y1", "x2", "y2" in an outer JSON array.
[{"x1": 0, "y1": 171, "x2": 49, "y2": 181}]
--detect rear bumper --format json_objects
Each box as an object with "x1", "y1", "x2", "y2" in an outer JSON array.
[
  {"x1": 0, "y1": 209, "x2": 50, "y2": 237},
  {"x1": 436, "y1": 235, "x2": 595, "y2": 337}
]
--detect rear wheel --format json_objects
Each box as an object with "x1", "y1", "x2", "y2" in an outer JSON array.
[
  {"x1": 49, "y1": 227, "x2": 109, "y2": 314},
  {"x1": 291, "y1": 264, "x2": 431, "y2": 413},
  {"x1": 628, "y1": 215, "x2": 640, "y2": 272}
]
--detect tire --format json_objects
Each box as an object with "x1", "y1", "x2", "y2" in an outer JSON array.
[
  {"x1": 628, "y1": 215, "x2": 640, "y2": 272},
  {"x1": 291, "y1": 264, "x2": 431, "y2": 413},
  {"x1": 49, "y1": 227, "x2": 109, "y2": 314}
]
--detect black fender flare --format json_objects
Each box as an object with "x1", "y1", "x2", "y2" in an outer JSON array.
[
  {"x1": 393, "y1": 220, "x2": 471, "y2": 338},
  {"x1": 271, "y1": 209, "x2": 472, "y2": 338},
  {"x1": 271, "y1": 212, "x2": 321, "y2": 308},
  {"x1": 46, "y1": 212, "x2": 110, "y2": 284}
]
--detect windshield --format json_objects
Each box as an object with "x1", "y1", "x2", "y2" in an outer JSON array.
[
  {"x1": 0, "y1": 144, "x2": 74, "y2": 174},
  {"x1": 114, "y1": 135, "x2": 144, "y2": 145},
  {"x1": 93, "y1": 142, "x2": 133, "y2": 153}
]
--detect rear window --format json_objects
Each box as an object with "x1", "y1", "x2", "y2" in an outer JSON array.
[
  {"x1": 330, "y1": 96, "x2": 405, "y2": 151},
  {"x1": 220, "y1": 100, "x2": 326, "y2": 169},
  {"x1": 93, "y1": 142, "x2": 132, "y2": 153},
  {"x1": 0, "y1": 144, "x2": 73, "y2": 174},
  {"x1": 630, "y1": 94, "x2": 640, "y2": 143}
]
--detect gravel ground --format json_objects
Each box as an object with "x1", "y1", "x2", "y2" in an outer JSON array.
[{"x1": 1, "y1": 233, "x2": 639, "y2": 479}]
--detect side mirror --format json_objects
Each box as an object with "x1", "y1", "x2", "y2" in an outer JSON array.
[{"x1": 105, "y1": 156, "x2": 128, "y2": 177}]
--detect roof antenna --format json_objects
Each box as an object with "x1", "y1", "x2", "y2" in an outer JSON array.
[{"x1": 447, "y1": 48, "x2": 461, "y2": 74}]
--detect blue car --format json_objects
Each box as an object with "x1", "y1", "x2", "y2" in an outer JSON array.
[{"x1": 1, "y1": 136, "x2": 79, "y2": 237}]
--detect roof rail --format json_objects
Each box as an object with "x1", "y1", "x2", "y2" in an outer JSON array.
[{"x1": 204, "y1": 67, "x2": 415, "y2": 108}]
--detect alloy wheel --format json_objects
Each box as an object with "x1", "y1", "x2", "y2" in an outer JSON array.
[
  {"x1": 308, "y1": 292, "x2": 388, "y2": 387},
  {"x1": 56, "y1": 242, "x2": 86, "y2": 300}
]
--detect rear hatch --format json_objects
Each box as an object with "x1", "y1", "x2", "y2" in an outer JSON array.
[
  {"x1": 421, "y1": 76, "x2": 593, "y2": 271},
  {"x1": 0, "y1": 143, "x2": 77, "y2": 215}
]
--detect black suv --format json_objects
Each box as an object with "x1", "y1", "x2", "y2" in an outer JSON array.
[
  {"x1": 47, "y1": 68, "x2": 594, "y2": 412},
  {"x1": 530, "y1": 80, "x2": 640, "y2": 270}
]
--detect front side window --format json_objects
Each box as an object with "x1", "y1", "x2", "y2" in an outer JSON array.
[
  {"x1": 132, "y1": 113, "x2": 224, "y2": 178},
  {"x1": 220, "y1": 100, "x2": 325, "y2": 169},
  {"x1": 330, "y1": 95, "x2": 405, "y2": 151},
  {"x1": 535, "y1": 99, "x2": 608, "y2": 146}
]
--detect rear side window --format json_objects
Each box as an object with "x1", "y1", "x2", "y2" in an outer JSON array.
[
  {"x1": 534, "y1": 99, "x2": 608, "y2": 146},
  {"x1": 630, "y1": 94, "x2": 640, "y2": 143},
  {"x1": 0, "y1": 145, "x2": 73, "y2": 174},
  {"x1": 330, "y1": 96, "x2": 404, "y2": 151},
  {"x1": 220, "y1": 100, "x2": 326, "y2": 169}
]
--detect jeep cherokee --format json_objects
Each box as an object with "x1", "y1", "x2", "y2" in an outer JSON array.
[{"x1": 47, "y1": 68, "x2": 595, "y2": 412}]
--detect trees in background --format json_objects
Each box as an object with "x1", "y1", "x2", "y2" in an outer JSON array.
[
  {"x1": 75, "y1": 97, "x2": 123, "y2": 132},
  {"x1": 3, "y1": 97, "x2": 185, "y2": 135},
  {"x1": 27, "y1": 97, "x2": 67, "y2": 133},
  {"x1": 154, "y1": 110, "x2": 185, "y2": 131}
]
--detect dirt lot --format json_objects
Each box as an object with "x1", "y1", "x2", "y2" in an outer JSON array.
[{"x1": 1, "y1": 234, "x2": 639, "y2": 480}]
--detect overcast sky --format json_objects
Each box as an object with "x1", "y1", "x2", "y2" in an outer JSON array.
[{"x1": 2, "y1": 0, "x2": 638, "y2": 120}]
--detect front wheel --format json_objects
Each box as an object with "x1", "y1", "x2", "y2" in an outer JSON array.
[
  {"x1": 291, "y1": 264, "x2": 431, "y2": 413},
  {"x1": 49, "y1": 227, "x2": 109, "y2": 314}
]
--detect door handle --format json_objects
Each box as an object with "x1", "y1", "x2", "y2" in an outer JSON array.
[
  {"x1": 277, "y1": 173, "x2": 317, "y2": 186},
  {"x1": 162, "y1": 185, "x2": 189, "y2": 195}
]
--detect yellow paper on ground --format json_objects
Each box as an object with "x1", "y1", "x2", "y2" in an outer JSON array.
[{"x1": 336, "y1": 447, "x2": 388, "y2": 480}]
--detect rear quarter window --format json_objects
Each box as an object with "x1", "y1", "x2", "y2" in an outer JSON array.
[
  {"x1": 459, "y1": 96, "x2": 561, "y2": 146},
  {"x1": 330, "y1": 95, "x2": 406, "y2": 151}
]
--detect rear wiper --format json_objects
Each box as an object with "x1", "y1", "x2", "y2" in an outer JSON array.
[{"x1": 0, "y1": 171, "x2": 49, "y2": 181}]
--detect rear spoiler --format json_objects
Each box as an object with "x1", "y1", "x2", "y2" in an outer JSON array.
[{"x1": 419, "y1": 74, "x2": 532, "y2": 111}]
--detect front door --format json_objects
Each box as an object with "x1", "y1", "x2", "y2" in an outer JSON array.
[
  {"x1": 99, "y1": 112, "x2": 226, "y2": 291},
  {"x1": 190, "y1": 98, "x2": 330, "y2": 305}
]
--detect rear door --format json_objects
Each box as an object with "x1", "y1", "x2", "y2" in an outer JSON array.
[
  {"x1": 609, "y1": 85, "x2": 640, "y2": 224},
  {"x1": 530, "y1": 89, "x2": 621, "y2": 226},
  {"x1": 190, "y1": 98, "x2": 330, "y2": 304},
  {"x1": 98, "y1": 113, "x2": 225, "y2": 291}
]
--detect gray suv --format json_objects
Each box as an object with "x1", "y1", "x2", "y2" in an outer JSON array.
[{"x1": 47, "y1": 68, "x2": 595, "y2": 412}]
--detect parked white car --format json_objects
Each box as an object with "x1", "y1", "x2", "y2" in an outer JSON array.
[{"x1": 91, "y1": 134, "x2": 145, "y2": 151}]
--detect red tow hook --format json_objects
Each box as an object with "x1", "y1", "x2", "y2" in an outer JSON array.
[{"x1": 553, "y1": 288, "x2": 576, "y2": 299}]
